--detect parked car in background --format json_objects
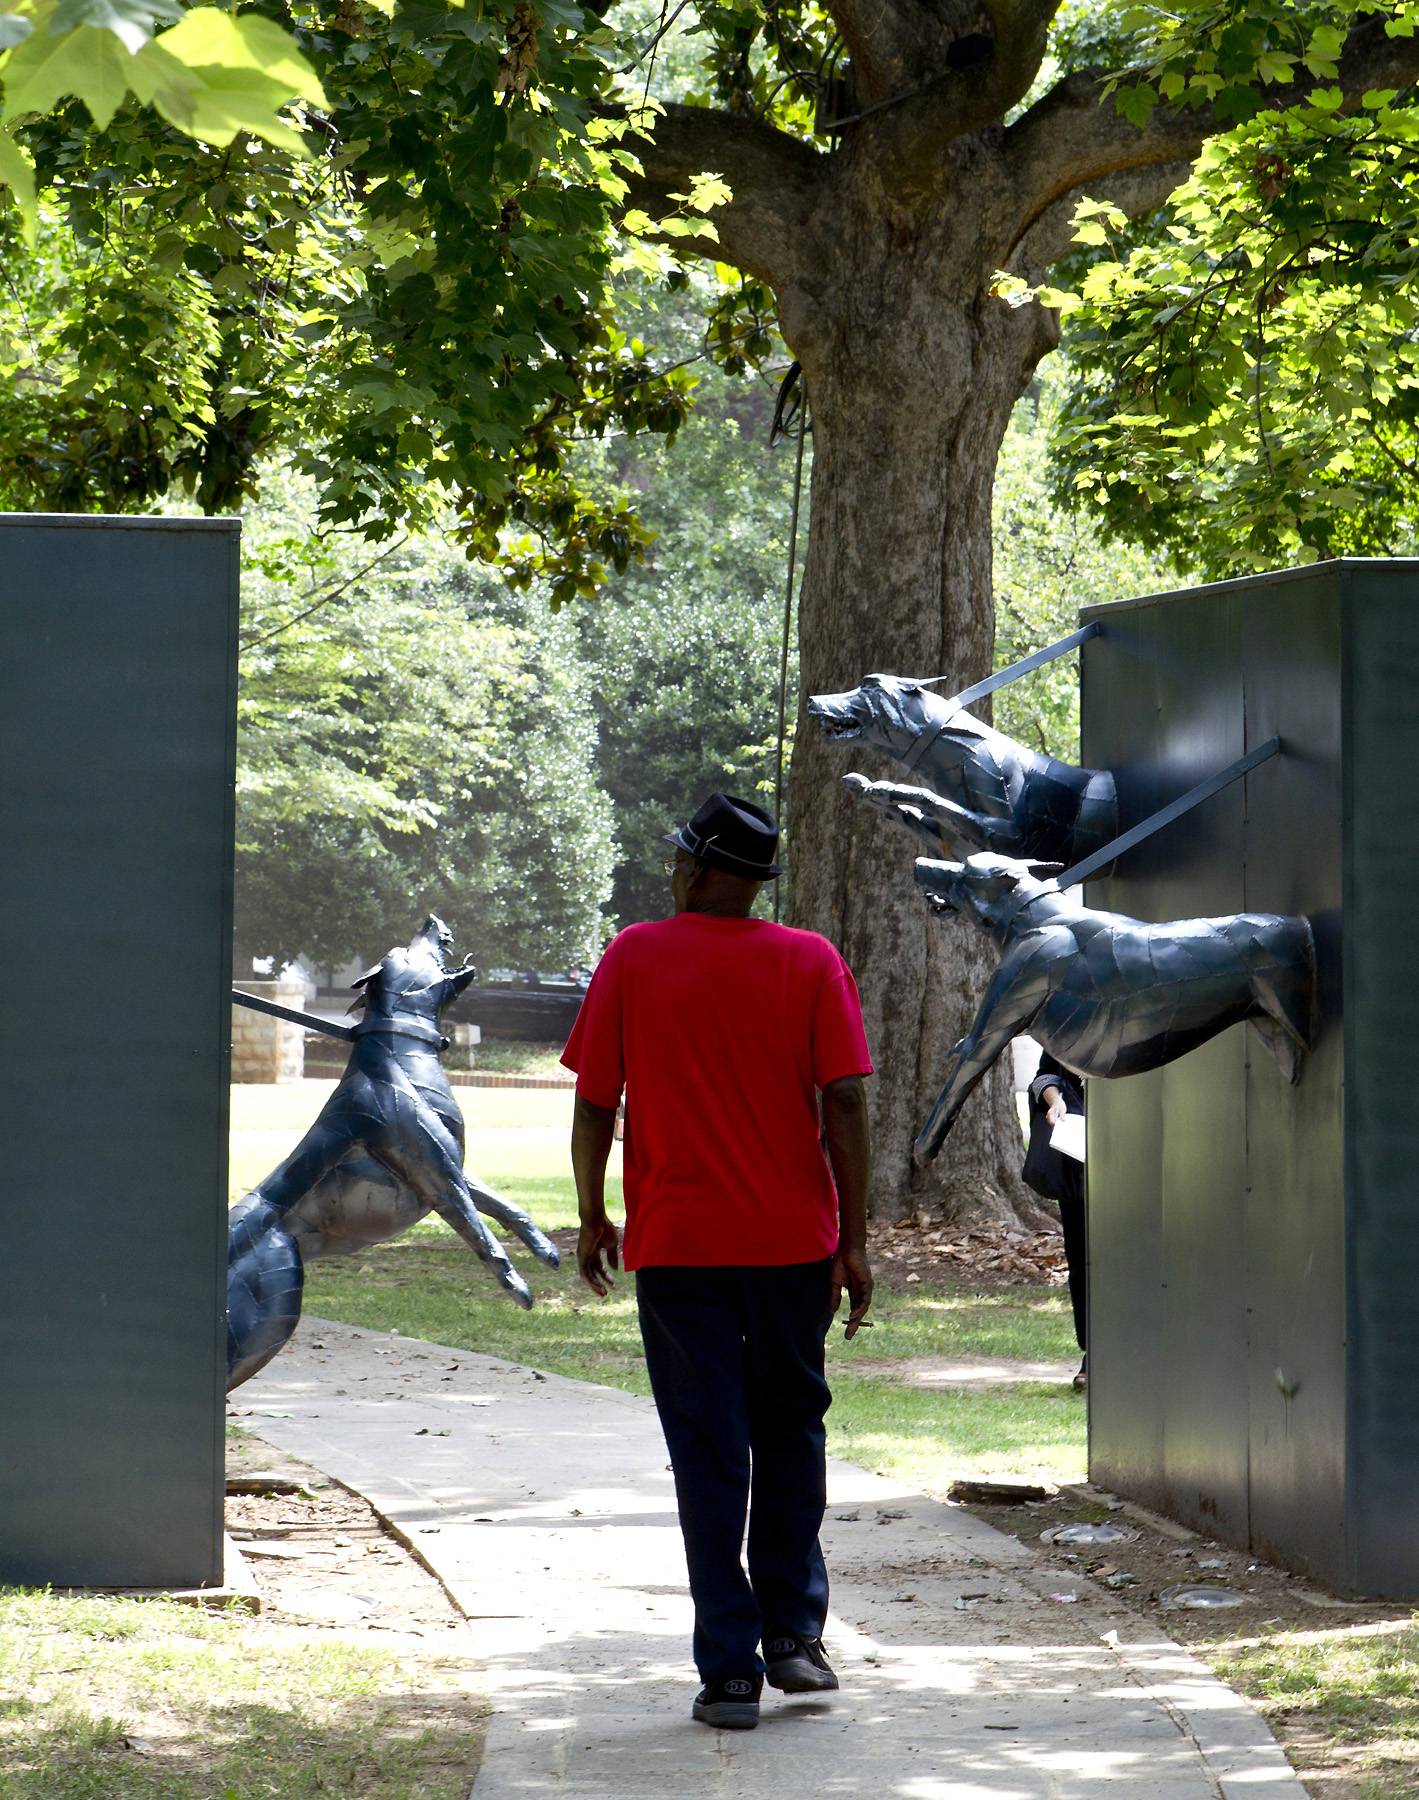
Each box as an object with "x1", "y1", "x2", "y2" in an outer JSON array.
[{"x1": 448, "y1": 971, "x2": 587, "y2": 1042}]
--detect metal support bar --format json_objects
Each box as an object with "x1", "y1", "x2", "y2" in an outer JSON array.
[
  {"x1": 1060, "y1": 736, "x2": 1283, "y2": 889},
  {"x1": 231, "y1": 989, "x2": 357, "y2": 1043},
  {"x1": 951, "y1": 622, "x2": 1101, "y2": 712}
]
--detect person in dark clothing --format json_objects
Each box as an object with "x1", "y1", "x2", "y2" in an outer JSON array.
[
  {"x1": 563, "y1": 793, "x2": 874, "y2": 1731},
  {"x1": 1024, "y1": 1048, "x2": 1087, "y2": 1391}
]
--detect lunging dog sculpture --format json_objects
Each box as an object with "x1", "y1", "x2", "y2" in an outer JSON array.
[
  {"x1": 227, "y1": 916, "x2": 559, "y2": 1391},
  {"x1": 808, "y1": 672, "x2": 1118, "y2": 867},
  {"x1": 910, "y1": 854, "x2": 1316, "y2": 1164}
]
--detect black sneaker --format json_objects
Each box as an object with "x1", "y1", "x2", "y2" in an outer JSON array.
[
  {"x1": 692, "y1": 1675, "x2": 761, "y2": 1729},
  {"x1": 763, "y1": 1633, "x2": 839, "y2": 1693}
]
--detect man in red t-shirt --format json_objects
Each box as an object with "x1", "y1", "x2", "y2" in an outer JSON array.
[{"x1": 563, "y1": 792, "x2": 873, "y2": 1731}]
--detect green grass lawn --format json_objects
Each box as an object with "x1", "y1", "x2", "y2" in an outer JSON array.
[
  {"x1": 463, "y1": 1038, "x2": 570, "y2": 1078},
  {"x1": 232, "y1": 1081, "x2": 1084, "y2": 1488},
  {"x1": 0, "y1": 1589, "x2": 484, "y2": 1799},
  {"x1": 230, "y1": 1081, "x2": 620, "y2": 1223},
  {"x1": 1212, "y1": 1621, "x2": 1419, "y2": 1799}
]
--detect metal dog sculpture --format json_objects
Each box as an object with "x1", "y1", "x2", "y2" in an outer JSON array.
[
  {"x1": 227, "y1": 916, "x2": 559, "y2": 1391},
  {"x1": 910, "y1": 854, "x2": 1316, "y2": 1165},
  {"x1": 808, "y1": 673, "x2": 1118, "y2": 867}
]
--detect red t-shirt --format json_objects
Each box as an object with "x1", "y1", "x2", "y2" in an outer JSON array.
[{"x1": 561, "y1": 914, "x2": 874, "y2": 1270}]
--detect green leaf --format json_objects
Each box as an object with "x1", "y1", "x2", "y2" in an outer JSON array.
[
  {"x1": 51, "y1": 0, "x2": 180, "y2": 56},
  {"x1": 1255, "y1": 50, "x2": 1294, "y2": 85},
  {"x1": 154, "y1": 9, "x2": 326, "y2": 107},
  {"x1": 131, "y1": 10, "x2": 326, "y2": 150},
  {"x1": 0, "y1": 121, "x2": 35, "y2": 240},
  {"x1": 0, "y1": 13, "x2": 33, "y2": 47},
  {"x1": 1115, "y1": 82, "x2": 1156, "y2": 129},
  {"x1": 3, "y1": 21, "x2": 133, "y2": 126},
  {"x1": 130, "y1": 41, "x2": 299, "y2": 148}
]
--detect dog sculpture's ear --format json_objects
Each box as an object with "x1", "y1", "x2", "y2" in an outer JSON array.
[
  {"x1": 347, "y1": 954, "x2": 392, "y2": 1012},
  {"x1": 1026, "y1": 861, "x2": 1065, "y2": 882}
]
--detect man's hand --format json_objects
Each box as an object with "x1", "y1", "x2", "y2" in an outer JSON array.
[
  {"x1": 1042, "y1": 1083, "x2": 1066, "y2": 1125},
  {"x1": 831, "y1": 1247, "x2": 874, "y2": 1340},
  {"x1": 578, "y1": 1213, "x2": 620, "y2": 1298},
  {"x1": 571, "y1": 1093, "x2": 620, "y2": 1297}
]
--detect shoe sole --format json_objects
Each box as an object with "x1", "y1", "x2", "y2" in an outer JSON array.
[
  {"x1": 765, "y1": 1660, "x2": 839, "y2": 1694},
  {"x1": 692, "y1": 1701, "x2": 759, "y2": 1729}
]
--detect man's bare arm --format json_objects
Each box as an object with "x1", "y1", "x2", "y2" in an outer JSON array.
[
  {"x1": 822, "y1": 1075, "x2": 873, "y2": 1338},
  {"x1": 571, "y1": 1094, "x2": 620, "y2": 1297}
]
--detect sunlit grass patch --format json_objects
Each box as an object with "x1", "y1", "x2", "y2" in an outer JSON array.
[
  {"x1": 839, "y1": 1287, "x2": 1077, "y2": 1366},
  {"x1": 828, "y1": 1376, "x2": 1087, "y2": 1488},
  {"x1": 304, "y1": 1230, "x2": 1086, "y2": 1484},
  {"x1": 0, "y1": 1588, "x2": 485, "y2": 1800},
  {"x1": 229, "y1": 1082, "x2": 619, "y2": 1226},
  {"x1": 306, "y1": 1237, "x2": 650, "y2": 1391},
  {"x1": 1210, "y1": 1618, "x2": 1419, "y2": 1799}
]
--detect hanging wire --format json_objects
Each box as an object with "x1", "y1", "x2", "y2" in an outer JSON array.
[{"x1": 771, "y1": 361, "x2": 809, "y2": 921}]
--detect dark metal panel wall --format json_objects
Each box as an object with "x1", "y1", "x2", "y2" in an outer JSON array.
[
  {"x1": 0, "y1": 517, "x2": 237, "y2": 1588},
  {"x1": 1241, "y1": 576, "x2": 1347, "y2": 1586},
  {"x1": 1079, "y1": 607, "x2": 1168, "y2": 1507},
  {"x1": 1083, "y1": 588, "x2": 1252, "y2": 1540},
  {"x1": 1152, "y1": 590, "x2": 1250, "y2": 1546},
  {"x1": 1083, "y1": 562, "x2": 1419, "y2": 1596},
  {"x1": 1343, "y1": 565, "x2": 1419, "y2": 1596}
]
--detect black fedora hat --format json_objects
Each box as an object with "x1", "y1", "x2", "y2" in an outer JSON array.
[{"x1": 662, "y1": 793, "x2": 783, "y2": 880}]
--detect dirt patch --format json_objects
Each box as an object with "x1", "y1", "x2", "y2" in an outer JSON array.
[
  {"x1": 228, "y1": 1485, "x2": 468, "y2": 1638},
  {"x1": 965, "y1": 1482, "x2": 1417, "y2": 1799},
  {"x1": 869, "y1": 1216, "x2": 1069, "y2": 1289}
]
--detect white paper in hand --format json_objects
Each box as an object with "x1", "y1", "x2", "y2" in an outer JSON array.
[{"x1": 1050, "y1": 1111, "x2": 1086, "y2": 1163}]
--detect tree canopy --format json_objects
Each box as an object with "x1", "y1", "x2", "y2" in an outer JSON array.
[
  {"x1": 0, "y1": 0, "x2": 724, "y2": 596},
  {"x1": 1051, "y1": 44, "x2": 1419, "y2": 574},
  {"x1": 236, "y1": 465, "x2": 615, "y2": 971},
  {"x1": 3, "y1": 0, "x2": 1417, "y2": 577},
  {"x1": 8, "y1": 0, "x2": 1419, "y2": 1222}
]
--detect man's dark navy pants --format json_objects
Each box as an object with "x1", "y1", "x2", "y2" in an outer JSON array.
[{"x1": 635, "y1": 1258, "x2": 834, "y2": 1682}]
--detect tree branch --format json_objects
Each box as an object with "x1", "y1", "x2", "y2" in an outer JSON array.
[
  {"x1": 810, "y1": 0, "x2": 1015, "y2": 106},
  {"x1": 1006, "y1": 160, "x2": 1193, "y2": 275},
  {"x1": 1005, "y1": 16, "x2": 1419, "y2": 243},
  {"x1": 859, "y1": 0, "x2": 1060, "y2": 193},
  {"x1": 619, "y1": 102, "x2": 828, "y2": 287}
]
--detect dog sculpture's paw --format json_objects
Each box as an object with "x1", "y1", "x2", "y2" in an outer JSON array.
[{"x1": 519, "y1": 1225, "x2": 561, "y2": 1268}]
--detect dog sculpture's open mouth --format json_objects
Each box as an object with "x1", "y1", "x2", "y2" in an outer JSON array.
[
  {"x1": 807, "y1": 696, "x2": 865, "y2": 742},
  {"x1": 914, "y1": 858, "x2": 964, "y2": 914}
]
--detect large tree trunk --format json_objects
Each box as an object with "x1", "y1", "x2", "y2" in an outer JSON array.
[
  {"x1": 781, "y1": 220, "x2": 1059, "y2": 1226},
  {"x1": 623, "y1": 12, "x2": 1419, "y2": 1224}
]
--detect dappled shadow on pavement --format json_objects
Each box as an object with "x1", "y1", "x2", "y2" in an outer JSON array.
[{"x1": 242, "y1": 1318, "x2": 1304, "y2": 1799}]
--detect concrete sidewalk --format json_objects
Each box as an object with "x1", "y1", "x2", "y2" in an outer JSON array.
[{"x1": 239, "y1": 1320, "x2": 1305, "y2": 1799}]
